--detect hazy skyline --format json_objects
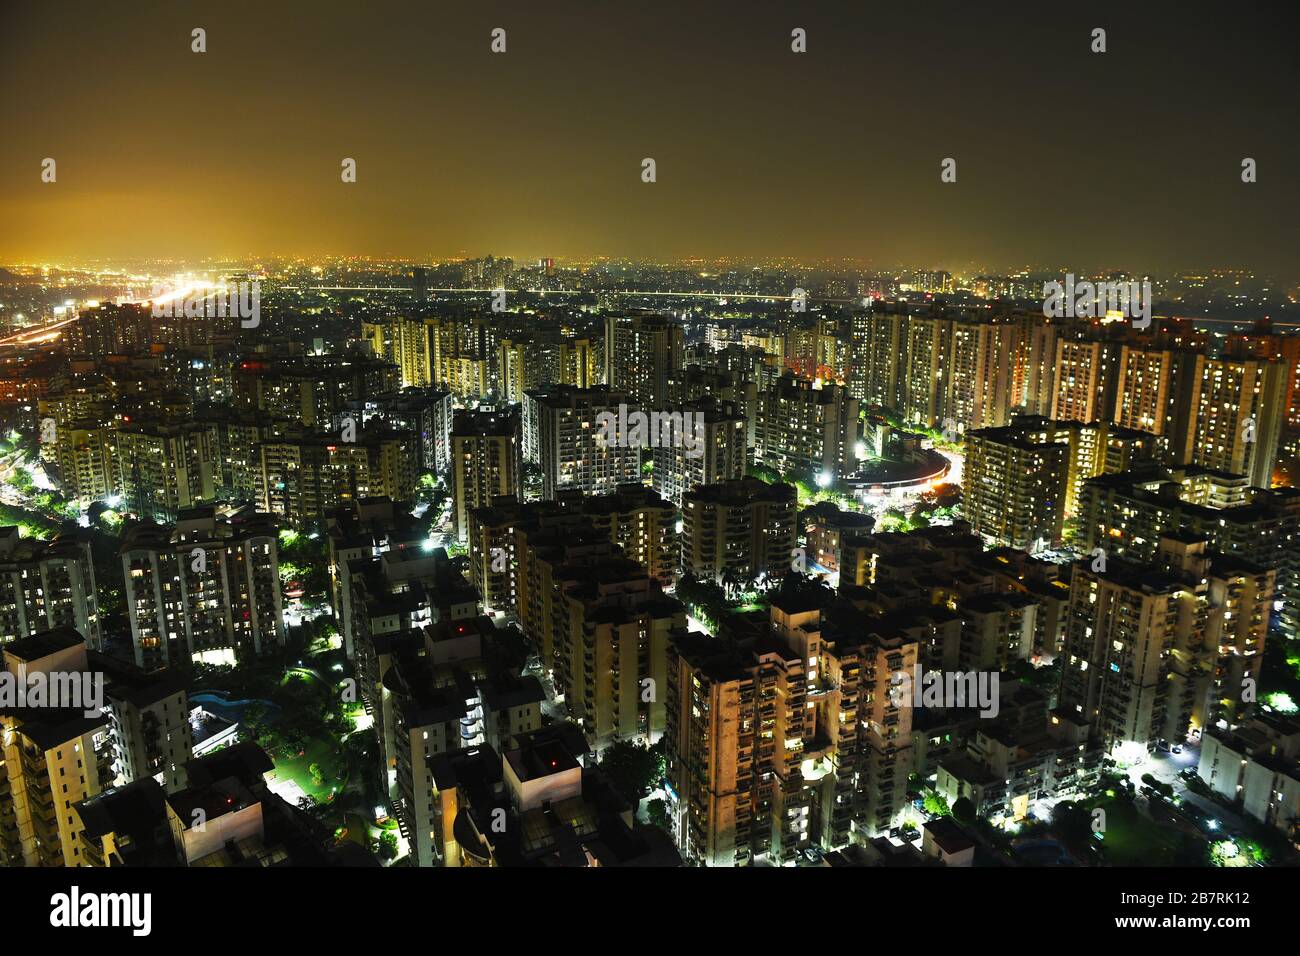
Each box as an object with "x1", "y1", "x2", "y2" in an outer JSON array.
[{"x1": 2, "y1": 1, "x2": 1298, "y2": 275}]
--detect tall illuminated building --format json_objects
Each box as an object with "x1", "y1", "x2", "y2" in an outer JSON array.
[
  {"x1": 579, "y1": 485, "x2": 679, "y2": 587},
  {"x1": 451, "y1": 409, "x2": 521, "y2": 542},
  {"x1": 51, "y1": 422, "x2": 115, "y2": 504},
  {"x1": 1223, "y1": 319, "x2": 1300, "y2": 430},
  {"x1": 756, "y1": 373, "x2": 859, "y2": 478},
  {"x1": 681, "y1": 477, "x2": 797, "y2": 586},
  {"x1": 604, "y1": 313, "x2": 684, "y2": 407},
  {"x1": 666, "y1": 365, "x2": 759, "y2": 448},
  {"x1": 1051, "y1": 337, "x2": 1119, "y2": 424},
  {"x1": 1080, "y1": 467, "x2": 1300, "y2": 639},
  {"x1": 901, "y1": 313, "x2": 951, "y2": 429},
  {"x1": 1058, "y1": 536, "x2": 1273, "y2": 751},
  {"x1": 327, "y1": 497, "x2": 428, "y2": 659},
  {"x1": 849, "y1": 305, "x2": 908, "y2": 410},
  {"x1": 964, "y1": 421, "x2": 1071, "y2": 549},
  {"x1": 1182, "y1": 355, "x2": 1286, "y2": 488},
  {"x1": 120, "y1": 507, "x2": 285, "y2": 670},
  {"x1": 664, "y1": 615, "x2": 816, "y2": 867},
  {"x1": 361, "y1": 315, "x2": 432, "y2": 388},
  {"x1": 560, "y1": 336, "x2": 602, "y2": 389},
  {"x1": 0, "y1": 527, "x2": 101, "y2": 650},
  {"x1": 112, "y1": 419, "x2": 220, "y2": 523},
  {"x1": 258, "y1": 427, "x2": 419, "y2": 528},
  {"x1": 651, "y1": 399, "x2": 748, "y2": 509},
  {"x1": 527, "y1": 385, "x2": 641, "y2": 499},
  {"x1": 0, "y1": 628, "x2": 112, "y2": 867},
  {"x1": 943, "y1": 318, "x2": 1015, "y2": 432},
  {"x1": 1112, "y1": 345, "x2": 1197, "y2": 446},
  {"x1": 553, "y1": 563, "x2": 685, "y2": 747}
]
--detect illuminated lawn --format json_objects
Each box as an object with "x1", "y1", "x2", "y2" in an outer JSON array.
[
  {"x1": 273, "y1": 737, "x2": 348, "y2": 802},
  {"x1": 1091, "y1": 795, "x2": 1204, "y2": 866}
]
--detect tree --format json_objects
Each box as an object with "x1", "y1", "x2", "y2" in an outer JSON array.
[
  {"x1": 1051, "y1": 800, "x2": 1093, "y2": 844},
  {"x1": 646, "y1": 798, "x2": 671, "y2": 832},
  {"x1": 377, "y1": 831, "x2": 398, "y2": 861},
  {"x1": 951, "y1": 797, "x2": 976, "y2": 826},
  {"x1": 649, "y1": 737, "x2": 668, "y2": 781},
  {"x1": 922, "y1": 483, "x2": 961, "y2": 511},
  {"x1": 599, "y1": 740, "x2": 659, "y2": 805},
  {"x1": 520, "y1": 461, "x2": 544, "y2": 499},
  {"x1": 922, "y1": 789, "x2": 950, "y2": 817},
  {"x1": 878, "y1": 507, "x2": 909, "y2": 532}
]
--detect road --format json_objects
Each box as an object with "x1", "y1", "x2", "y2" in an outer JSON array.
[{"x1": 1124, "y1": 742, "x2": 1253, "y2": 837}]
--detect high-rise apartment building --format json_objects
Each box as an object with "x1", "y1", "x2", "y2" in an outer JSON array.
[
  {"x1": 327, "y1": 496, "x2": 428, "y2": 658},
  {"x1": 0, "y1": 527, "x2": 101, "y2": 649},
  {"x1": 361, "y1": 314, "x2": 432, "y2": 388},
  {"x1": 527, "y1": 385, "x2": 641, "y2": 499},
  {"x1": 233, "y1": 355, "x2": 400, "y2": 429},
  {"x1": 345, "y1": 547, "x2": 480, "y2": 712},
  {"x1": 1183, "y1": 355, "x2": 1286, "y2": 488},
  {"x1": 1080, "y1": 468, "x2": 1300, "y2": 638},
  {"x1": 651, "y1": 399, "x2": 748, "y2": 508},
  {"x1": 101, "y1": 664, "x2": 193, "y2": 794},
  {"x1": 121, "y1": 507, "x2": 285, "y2": 670},
  {"x1": 681, "y1": 478, "x2": 797, "y2": 586},
  {"x1": 339, "y1": 387, "x2": 453, "y2": 475},
  {"x1": 664, "y1": 588, "x2": 920, "y2": 865},
  {"x1": 666, "y1": 365, "x2": 759, "y2": 448},
  {"x1": 259, "y1": 427, "x2": 419, "y2": 529},
  {"x1": 579, "y1": 485, "x2": 679, "y2": 587},
  {"x1": 964, "y1": 422, "x2": 1071, "y2": 549},
  {"x1": 380, "y1": 629, "x2": 546, "y2": 867},
  {"x1": 966, "y1": 416, "x2": 1164, "y2": 546},
  {"x1": 900, "y1": 313, "x2": 951, "y2": 429},
  {"x1": 944, "y1": 318, "x2": 1015, "y2": 432},
  {"x1": 0, "y1": 628, "x2": 113, "y2": 867},
  {"x1": 1059, "y1": 536, "x2": 1273, "y2": 751},
  {"x1": 1112, "y1": 345, "x2": 1198, "y2": 447},
  {"x1": 849, "y1": 306, "x2": 908, "y2": 410},
  {"x1": 112, "y1": 419, "x2": 220, "y2": 523},
  {"x1": 450, "y1": 408, "x2": 521, "y2": 542},
  {"x1": 1051, "y1": 337, "x2": 1120, "y2": 425},
  {"x1": 604, "y1": 313, "x2": 684, "y2": 407},
  {"x1": 555, "y1": 565, "x2": 685, "y2": 748},
  {"x1": 756, "y1": 373, "x2": 860, "y2": 478}
]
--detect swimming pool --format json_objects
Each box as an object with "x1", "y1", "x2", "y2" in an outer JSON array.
[
  {"x1": 190, "y1": 691, "x2": 282, "y2": 724},
  {"x1": 1013, "y1": 839, "x2": 1076, "y2": 866}
]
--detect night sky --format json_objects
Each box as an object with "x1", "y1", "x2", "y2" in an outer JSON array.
[{"x1": 1, "y1": 0, "x2": 1298, "y2": 274}]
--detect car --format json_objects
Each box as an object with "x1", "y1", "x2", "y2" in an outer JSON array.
[{"x1": 1172, "y1": 745, "x2": 1183, "y2": 754}]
